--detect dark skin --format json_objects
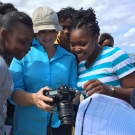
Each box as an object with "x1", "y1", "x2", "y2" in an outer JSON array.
[
  {"x1": 70, "y1": 28, "x2": 100, "y2": 62},
  {"x1": 70, "y1": 28, "x2": 135, "y2": 102},
  {"x1": 57, "y1": 18, "x2": 71, "y2": 52},
  {"x1": 0, "y1": 23, "x2": 34, "y2": 60},
  {"x1": 101, "y1": 39, "x2": 114, "y2": 47},
  {"x1": 59, "y1": 18, "x2": 71, "y2": 37}
]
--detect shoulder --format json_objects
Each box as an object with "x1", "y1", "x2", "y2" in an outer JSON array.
[
  {"x1": 0, "y1": 56, "x2": 11, "y2": 85},
  {"x1": 103, "y1": 46, "x2": 126, "y2": 55},
  {"x1": 0, "y1": 56, "x2": 8, "y2": 71},
  {"x1": 102, "y1": 46, "x2": 122, "y2": 54},
  {"x1": 57, "y1": 45, "x2": 75, "y2": 58},
  {"x1": 17, "y1": 46, "x2": 40, "y2": 62},
  {"x1": 101, "y1": 47, "x2": 129, "y2": 61}
]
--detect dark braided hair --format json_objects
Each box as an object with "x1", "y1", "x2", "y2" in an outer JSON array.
[
  {"x1": 98, "y1": 33, "x2": 114, "y2": 46},
  {"x1": 71, "y1": 8, "x2": 100, "y2": 36},
  {"x1": 0, "y1": 3, "x2": 33, "y2": 34},
  {"x1": 57, "y1": 6, "x2": 77, "y2": 21}
]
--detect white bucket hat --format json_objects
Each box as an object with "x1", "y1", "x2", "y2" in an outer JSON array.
[{"x1": 32, "y1": 6, "x2": 62, "y2": 33}]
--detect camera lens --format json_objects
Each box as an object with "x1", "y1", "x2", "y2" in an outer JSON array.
[{"x1": 57, "y1": 102, "x2": 74, "y2": 125}]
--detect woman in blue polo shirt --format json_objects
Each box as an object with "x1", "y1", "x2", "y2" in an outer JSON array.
[{"x1": 9, "y1": 6, "x2": 79, "y2": 135}]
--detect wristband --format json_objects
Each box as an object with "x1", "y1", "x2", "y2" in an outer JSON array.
[{"x1": 107, "y1": 85, "x2": 114, "y2": 96}]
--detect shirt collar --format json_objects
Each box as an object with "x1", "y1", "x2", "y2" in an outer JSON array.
[
  {"x1": 51, "y1": 45, "x2": 71, "y2": 61},
  {"x1": 32, "y1": 38, "x2": 42, "y2": 47},
  {"x1": 32, "y1": 38, "x2": 71, "y2": 61}
]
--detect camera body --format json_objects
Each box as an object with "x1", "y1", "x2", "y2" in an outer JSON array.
[{"x1": 43, "y1": 85, "x2": 76, "y2": 125}]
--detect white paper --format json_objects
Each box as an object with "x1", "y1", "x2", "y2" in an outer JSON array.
[{"x1": 75, "y1": 94, "x2": 135, "y2": 135}]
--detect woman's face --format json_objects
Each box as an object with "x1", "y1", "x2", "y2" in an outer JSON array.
[
  {"x1": 36, "y1": 30, "x2": 57, "y2": 49},
  {"x1": 4, "y1": 23, "x2": 34, "y2": 60},
  {"x1": 70, "y1": 28, "x2": 98, "y2": 61}
]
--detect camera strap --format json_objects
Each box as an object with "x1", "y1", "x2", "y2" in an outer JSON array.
[{"x1": 47, "y1": 113, "x2": 53, "y2": 135}]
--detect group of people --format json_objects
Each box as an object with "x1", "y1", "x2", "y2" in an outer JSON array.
[{"x1": 0, "y1": 2, "x2": 135, "y2": 135}]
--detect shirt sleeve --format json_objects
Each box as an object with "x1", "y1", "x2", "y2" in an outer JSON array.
[
  {"x1": 0, "y1": 57, "x2": 13, "y2": 110},
  {"x1": 0, "y1": 58, "x2": 6, "y2": 87},
  {"x1": 68, "y1": 56, "x2": 78, "y2": 90},
  {"x1": 111, "y1": 47, "x2": 135, "y2": 79},
  {"x1": 9, "y1": 58, "x2": 25, "y2": 105}
]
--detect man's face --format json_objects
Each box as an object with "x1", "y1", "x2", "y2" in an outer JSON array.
[{"x1": 59, "y1": 18, "x2": 71, "y2": 38}]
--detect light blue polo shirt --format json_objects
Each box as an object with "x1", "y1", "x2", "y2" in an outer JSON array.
[{"x1": 9, "y1": 38, "x2": 77, "y2": 135}]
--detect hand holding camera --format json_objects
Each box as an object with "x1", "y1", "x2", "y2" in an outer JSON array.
[
  {"x1": 43, "y1": 85, "x2": 76, "y2": 125},
  {"x1": 32, "y1": 86, "x2": 56, "y2": 112}
]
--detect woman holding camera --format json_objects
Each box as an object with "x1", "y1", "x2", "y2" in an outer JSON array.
[{"x1": 9, "y1": 6, "x2": 79, "y2": 135}]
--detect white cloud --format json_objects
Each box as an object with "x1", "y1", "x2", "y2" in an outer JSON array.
[
  {"x1": 2, "y1": 0, "x2": 135, "y2": 53},
  {"x1": 130, "y1": 43, "x2": 135, "y2": 47},
  {"x1": 115, "y1": 27, "x2": 135, "y2": 47},
  {"x1": 124, "y1": 28, "x2": 135, "y2": 37},
  {"x1": 100, "y1": 25, "x2": 118, "y2": 34}
]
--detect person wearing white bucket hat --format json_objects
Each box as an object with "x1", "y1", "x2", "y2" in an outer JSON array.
[
  {"x1": 32, "y1": 6, "x2": 62, "y2": 33},
  {"x1": 9, "y1": 6, "x2": 80, "y2": 135}
]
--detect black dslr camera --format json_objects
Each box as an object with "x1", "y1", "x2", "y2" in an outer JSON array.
[{"x1": 43, "y1": 85, "x2": 76, "y2": 125}]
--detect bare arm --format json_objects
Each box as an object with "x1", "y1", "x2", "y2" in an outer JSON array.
[
  {"x1": 12, "y1": 90, "x2": 35, "y2": 106},
  {"x1": 83, "y1": 71, "x2": 135, "y2": 103},
  {"x1": 11, "y1": 87, "x2": 55, "y2": 112},
  {"x1": 112, "y1": 71, "x2": 135, "y2": 102}
]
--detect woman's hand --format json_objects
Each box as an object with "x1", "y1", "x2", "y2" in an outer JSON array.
[
  {"x1": 83, "y1": 79, "x2": 110, "y2": 97},
  {"x1": 32, "y1": 86, "x2": 56, "y2": 112},
  {"x1": 72, "y1": 90, "x2": 80, "y2": 104}
]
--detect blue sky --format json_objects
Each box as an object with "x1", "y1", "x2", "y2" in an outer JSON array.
[{"x1": 3, "y1": 0, "x2": 135, "y2": 54}]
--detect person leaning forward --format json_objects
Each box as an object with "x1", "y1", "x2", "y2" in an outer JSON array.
[{"x1": 9, "y1": 6, "x2": 79, "y2": 135}]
